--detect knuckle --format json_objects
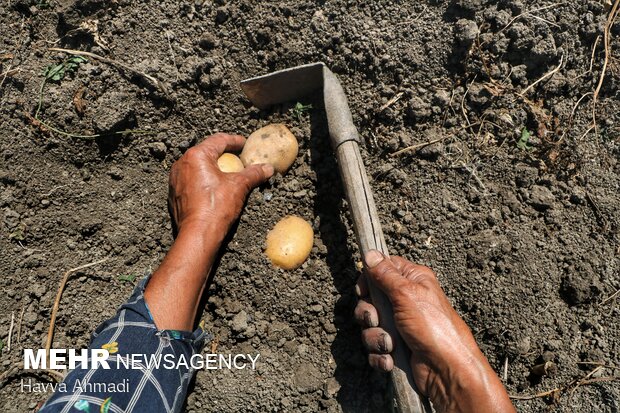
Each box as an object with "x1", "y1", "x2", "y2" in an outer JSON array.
[{"x1": 184, "y1": 147, "x2": 200, "y2": 161}]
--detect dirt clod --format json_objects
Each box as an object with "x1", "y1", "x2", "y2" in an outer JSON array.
[
  {"x1": 528, "y1": 185, "x2": 555, "y2": 211},
  {"x1": 560, "y1": 263, "x2": 603, "y2": 306}
]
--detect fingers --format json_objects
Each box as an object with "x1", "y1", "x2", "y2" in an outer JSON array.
[
  {"x1": 390, "y1": 256, "x2": 438, "y2": 285},
  {"x1": 354, "y1": 297, "x2": 379, "y2": 327},
  {"x1": 368, "y1": 354, "x2": 394, "y2": 372},
  {"x1": 199, "y1": 133, "x2": 246, "y2": 160},
  {"x1": 362, "y1": 327, "x2": 393, "y2": 353},
  {"x1": 237, "y1": 164, "x2": 274, "y2": 190},
  {"x1": 364, "y1": 250, "x2": 406, "y2": 296},
  {"x1": 355, "y1": 271, "x2": 369, "y2": 298}
]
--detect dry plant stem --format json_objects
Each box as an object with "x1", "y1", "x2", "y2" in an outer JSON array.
[
  {"x1": 600, "y1": 288, "x2": 620, "y2": 305},
  {"x1": 45, "y1": 258, "x2": 109, "y2": 362},
  {"x1": 519, "y1": 53, "x2": 564, "y2": 96},
  {"x1": 0, "y1": 67, "x2": 19, "y2": 88},
  {"x1": 558, "y1": 92, "x2": 592, "y2": 142},
  {"x1": 47, "y1": 47, "x2": 169, "y2": 96},
  {"x1": 7, "y1": 312, "x2": 14, "y2": 352},
  {"x1": 379, "y1": 91, "x2": 403, "y2": 112},
  {"x1": 510, "y1": 366, "x2": 619, "y2": 401},
  {"x1": 391, "y1": 137, "x2": 446, "y2": 156},
  {"x1": 497, "y1": 3, "x2": 566, "y2": 35},
  {"x1": 592, "y1": 0, "x2": 620, "y2": 134},
  {"x1": 0, "y1": 362, "x2": 65, "y2": 389}
]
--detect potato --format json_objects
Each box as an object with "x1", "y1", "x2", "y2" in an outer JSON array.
[
  {"x1": 240, "y1": 123, "x2": 298, "y2": 174},
  {"x1": 265, "y1": 216, "x2": 313, "y2": 270},
  {"x1": 217, "y1": 153, "x2": 244, "y2": 173}
]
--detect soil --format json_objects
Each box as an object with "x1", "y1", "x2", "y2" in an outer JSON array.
[{"x1": 1, "y1": 0, "x2": 619, "y2": 412}]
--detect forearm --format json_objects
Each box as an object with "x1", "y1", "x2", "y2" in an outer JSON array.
[
  {"x1": 431, "y1": 344, "x2": 515, "y2": 413},
  {"x1": 144, "y1": 221, "x2": 227, "y2": 331}
]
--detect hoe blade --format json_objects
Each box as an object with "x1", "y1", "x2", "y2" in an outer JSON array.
[{"x1": 240, "y1": 62, "x2": 325, "y2": 109}]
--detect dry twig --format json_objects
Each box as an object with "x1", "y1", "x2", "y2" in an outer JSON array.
[
  {"x1": 47, "y1": 47, "x2": 170, "y2": 97},
  {"x1": 378, "y1": 91, "x2": 403, "y2": 112},
  {"x1": 391, "y1": 136, "x2": 446, "y2": 157},
  {"x1": 0, "y1": 363, "x2": 65, "y2": 389},
  {"x1": 519, "y1": 53, "x2": 564, "y2": 96},
  {"x1": 7, "y1": 312, "x2": 15, "y2": 352},
  {"x1": 600, "y1": 288, "x2": 620, "y2": 305},
  {"x1": 510, "y1": 366, "x2": 619, "y2": 402},
  {"x1": 592, "y1": 0, "x2": 620, "y2": 134},
  {"x1": 45, "y1": 258, "x2": 109, "y2": 361},
  {"x1": 498, "y1": 3, "x2": 566, "y2": 34}
]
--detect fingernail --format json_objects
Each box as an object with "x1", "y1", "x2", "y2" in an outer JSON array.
[
  {"x1": 380, "y1": 356, "x2": 389, "y2": 371},
  {"x1": 261, "y1": 164, "x2": 274, "y2": 176},
  {"x1": 365, "y1": 250, "x2": 384, "y2": 268},
  {"x1": 380, "y1": 333, "x2": 392, "y2": 353},
  {"x1": 363, "y1": 311, "x2": 370, "y2": 326}
]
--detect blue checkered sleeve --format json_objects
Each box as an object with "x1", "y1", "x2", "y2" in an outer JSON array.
[{"x1": 39, "y1": 277, "x2": 209, "y2": 413}]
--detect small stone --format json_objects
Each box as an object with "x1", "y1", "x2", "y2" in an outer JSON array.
[
  {"x1": 406, "y1": 97, "x2": 431, "y2": 120},
  {"x1": 560, "y1": 263, "x2": 603, "y2": 305},
  {"x1": 529, "y1": 185, "x2": 555, "y2": 210},
  {"x1": 107, "y1": 166, "x2": 123, "y2": 180},
  {"x1": 433, "y1": 89, "x2": 450, "y2": 106},
  {"x1": 93, "y1": 92, "x2": 136, "y2": 133},
  {"x1": 569, "y1": 187, "x2": 586, "y2": 205},
  {"x1": 454, "y1": 19, "x2": 479, "y2": 45},
  {"x1": 516, "y1": 336, "x2": 531, "y2": 355},
  {"x1": 40, "y1": 199, "x2": 50, "y2": 207},
  {"x1": 309, "y1": 304, "x2": 323, "y2": 313},
  {"x1": 231, "y1": 310, "x2": 249, "y2": 333},
  {"x1": 293, "y1": 190, "x2": 308, "y2": 199},
  {"x1": 31, "y1": 283, "x2": 46, "y2": 298},
  {"x1": 215, "y1": 7, "x2": 229, "y2": 24},
  {"x1": 149, "y1": 142, "x2": 167, "y2": 160},
  {"x1": 199, "y1": 33, "x2": 219, "y2": 50},
  {"x1": 418, "y1": 142, "x2": 444, "y2": 160},
  {"x1": 515, "y1": 165, "x2": 538, "y2": 188},
  {"x1": 293, "y1": 362, "x2": 322, "y2": 393},
  {"x1": 324, "y1": 377, "x2": 340, "y2": 398}
]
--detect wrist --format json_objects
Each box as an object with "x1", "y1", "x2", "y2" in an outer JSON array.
[
  {"x1": 177, "y1": 216, "x2": 231, "y2": 242},
  {"x1": 432, "y1": 350, "x2": 512, "y2": 413}
]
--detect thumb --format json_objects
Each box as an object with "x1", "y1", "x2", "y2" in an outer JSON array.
[
  {"x1": 364, "y1": 250, "x2": 404, "y2": 296},
  {"x1": 238, "y1": 163, "x2": 274, "y2": 190}
]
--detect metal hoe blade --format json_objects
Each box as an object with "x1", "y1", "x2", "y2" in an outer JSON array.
[{"x1": 240, "y1": 62, "x2": 325, "y2": 109}]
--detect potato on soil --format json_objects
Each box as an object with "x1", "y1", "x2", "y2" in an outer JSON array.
[
  {"x1": 240, "y1": 123, "x2": 298, "y2": 174},
  {"x1": 217, "y1": 153, "x2": 244, "y2": 173},
  {"x1": 265, "y1": 216, "x2": 313, "y2": 270}
]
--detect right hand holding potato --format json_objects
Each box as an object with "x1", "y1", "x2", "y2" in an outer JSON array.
[
  {"x1": 355, "y1": 250, "x2": 515, "y2": 413},
  {"x1": 168, "y1": 133, "x2": 274, "y2": 235}
]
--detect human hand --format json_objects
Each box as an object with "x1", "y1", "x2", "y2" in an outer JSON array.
[
  {"x1": 168, "y1": 133, "x2": 274, "y2": 234},
  {"x1": 354, "y1": 251, "x2": 515, "y2": 413}
]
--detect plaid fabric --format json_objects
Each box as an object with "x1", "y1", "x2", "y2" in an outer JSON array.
[{"x1": 39, "y1": 277, "x2": 208, "y2": 413}]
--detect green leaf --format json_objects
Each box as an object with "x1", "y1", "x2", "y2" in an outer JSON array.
[
  {"x1": 8, "y1": 225, "x2": 25, "y2": 241},
  {"x1": 118, "y1": 274, "x2": 137, "y2": 283},
  {"x1": 44, "y1": 64, "x2": 65, "y2": 81},
  {"x1": 291, "y1": 102, "x2": 312, "y2": 120},
  {"x1": 42, "y1": 56, "x2": 87, "y2": 82},
  {"x1": 517, "y1": 127, "x2": 532, "y2": 150},
  {"x1": 0, "y1": 339, "x2": 4, "y2": 355}
]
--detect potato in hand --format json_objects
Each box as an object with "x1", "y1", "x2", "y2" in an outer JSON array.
[
  {"x1": 217, "y1": 153, "x2": 245, "y2": 173},
  {"x1": 240, "y1": 124, "x2": 298, "y2": 174}
]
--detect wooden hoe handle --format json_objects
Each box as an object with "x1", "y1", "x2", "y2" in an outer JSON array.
[{"x1": 335, "y1": 140, "x2": 432, "y2": 413}]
